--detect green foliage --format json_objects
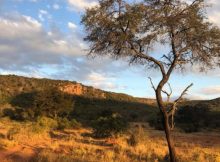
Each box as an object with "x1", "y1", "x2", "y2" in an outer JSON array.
[
  {"x1": 148, "y1": 112, "x2": 164, "y2": 130},
  {"x1": 31, "y1": 117, "x2": 81, "y2": 132},
  {"x1": 1, "y1": 74, "x2": 219, "y2": 133},
  {"x1": 0, "y1": 75, "x2": 156, "y2": 125},
  {"x1": 92, "y1": 111, "x2": 128, "y2": 138},
  {"x1": 32, "y1": 116, "x2": 58, "y2": 133},
  {"x1": 10, "y1": 92, "x2": 36, "y2": 108},
  {"x1": 148, "y1": 102, "x2": 220, "y2": 132},
  {"x1": 70, "y1": 119, "x2": 82, "y2": 129},
  {"x1": 176, "y1": 105, "x2": 212, "y2": 133},
  {"x1": 57, "y1": 118, "x2": 73, "y2": 130},
  {"x1": 9, "y1": 88, "x2": 74, "y2": 120},
  {"x1": 32, "y1": 88, "x2": 74, "y2": 118}
]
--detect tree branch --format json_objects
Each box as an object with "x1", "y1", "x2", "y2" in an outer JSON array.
[
  {"x1": 174, "y1": 83, "x2": 193, "y2": 104},
  {"x1": 162, "y1": 83, "x2": 172, "y2": 102},
  {"x1": 135, "y1": 50, "x2": 166, "y2": 76},
  {"x1": 148, "y1": 77, "x2": 156, "y2": 91},
  {"x1": 168, "y1": 83, "x2": 193, "y2": 130}
]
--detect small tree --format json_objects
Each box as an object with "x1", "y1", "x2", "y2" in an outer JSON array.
[
  {"x1": 33, "y1": 88, "x2": 74, "y2": 119},
  {"x1": 82, "y1": 0, "x2": 220, "y2": 161}
]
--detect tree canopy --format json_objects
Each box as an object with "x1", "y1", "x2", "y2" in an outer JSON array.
[{"x1": 82, "y1": 0, "x2": 220, "y2": 73}]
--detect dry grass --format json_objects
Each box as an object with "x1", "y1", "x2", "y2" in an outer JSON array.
[{"x1": 0, "y1": 118, "x2": 219, "y2": 162}]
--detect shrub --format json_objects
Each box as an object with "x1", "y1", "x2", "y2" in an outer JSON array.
[
  {"x1": 70, "y1": 119, "x2": 82, "y2": 129},
  {"x1": 176, "y1": 105, "x2": 210, "y2": 132},
  {"x1": 148, "y1": 112, "x2": 164, "y2": 130},
  {"x1": 3, "y1": 108, "x2": 14, "y2": 118},
  {"x1": 32, "y1": 88, "x2": 74, "y2": 119},
  {"x1": 57, "y1": 118, "x2": 81, "y2": 130},
  {"x1": 92, "y1": 112, "x2": 128, "y2": 138},
  {"x1": 57, "y1": 118, "x2": 71, "y2": 130},
  {"x1": 127, "y1": 125, "x2": 146, "y2": 147},
  {"x1": 32, "y1": 116, "x2": 58, "y2": 133}
]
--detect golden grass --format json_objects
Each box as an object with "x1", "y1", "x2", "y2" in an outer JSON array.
[{"x1": 0, "y1": 118, "x2": 219, "y2": 162}]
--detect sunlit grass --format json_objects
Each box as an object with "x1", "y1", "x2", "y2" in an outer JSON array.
[{"x1": 0, "y1": 118, "x2": 219, "y2": 162}]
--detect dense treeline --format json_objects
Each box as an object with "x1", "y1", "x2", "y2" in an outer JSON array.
[{"x1": 149, "y1": 102, "x2": 220, "y2": 132}]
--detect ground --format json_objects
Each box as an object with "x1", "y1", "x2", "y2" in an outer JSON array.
[{"x1": 0, "y1": 118, "x2": 219, "y2": 162}]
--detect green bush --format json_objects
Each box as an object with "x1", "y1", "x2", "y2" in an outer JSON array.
[
  {"x1": 176, "y1": 105, "x2": 210, "y2": 132},
  {"x1": 3, "y1": 107, "x2": 36, "y2": 121},
  {"x1": 70, "y1": 119, "x2": 82, "y2": 129},
  {"x1": 57, "y1": 118, "x2": 81, "y2": 130},
  {"x1": 3, "y1": 108, "x2": 14, "y2": 118},
  {"x1": 32, "y1": 116, "x2": 58, "y2": 133},
  {"x1": 57, "y1": 118, "x2": 71, "y2": 130},
  {"x1": 92, "y1": 112, "x2": 128, "y2": 138},
  {"x1": 32, "y1": 88, "x2": 74, "y2": 119},
  {"x1": 148, "y1": 112, "x2": 164, "y2": 130}
]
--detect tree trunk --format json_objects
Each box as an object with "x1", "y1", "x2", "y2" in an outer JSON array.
[
  {"x1": 156, "y1": 85, "x2": 177, "y2": 162},
  {"x1": 163, "y1": 113, "x2": 177, "y2": 162}
]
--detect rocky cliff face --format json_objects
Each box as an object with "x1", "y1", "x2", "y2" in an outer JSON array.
[
  {"x1": 59, "y1": 83, "x2": 83, "y2": 95},
  {"x1": 58, "y1": 83, "x2": 106, "y2": 99}
]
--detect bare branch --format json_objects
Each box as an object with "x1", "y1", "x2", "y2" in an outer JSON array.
[
  {"x1": 148, "y1": 77, "x2": 156, "y2": 92},
  {"x1": 162, "y1": 54, "x2": 172, "y2": 65},
  {"x1": 162, "y1": 83, "x2": 173, "y2": 102},
  {"x1": 167, "y1": 83, "x2": 193, "y2": 130},
  {"x1": 174, "y1": 83, "x2": 193, "y2": 103}
]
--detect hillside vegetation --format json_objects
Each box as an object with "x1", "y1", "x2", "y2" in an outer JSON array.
[
  {"x1": 0, "y1": 74, "x2": 219, "y2": 133},
  {"x1": 0, "y1": 75, "x2": 219, "y2": 162},
  {"x1": 0, "y1": 75, "x2": 157, "y2": 125}
]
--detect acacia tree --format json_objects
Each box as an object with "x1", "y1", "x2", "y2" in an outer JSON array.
[{"x1": 82, "y1": 0, "x2": 220, "y2": 161}]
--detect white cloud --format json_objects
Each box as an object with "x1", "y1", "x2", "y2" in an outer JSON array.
[
  {"x1": 0, "y1": 14, "x2": 84, "y2": 72},
  {"x1": 38, "y1": 9, "x2": 50, "y2": 22},
  {"x1": 186, "y1": 94, "x2": 207, "y2": 100},
  {"x1": 39, "y1": 10, "x2": 47, "y2": 14},
  {"x1": 199, "y1": 86, "x2": 220, "y2": 95},
  {"x1": 207, "y1": 0, "x2": 220, "y2": 27},
  {"x1": 86, "y1": 72, "x2": 119, "y2": 90},
  {"x1": 68, "y1": 22, "x2": 77, "y2": 29},
  {"x1": 53, "y1": 4, "x2": 60, "y2": 10},
  {"x1": 209, "y1": 12, "x2": 220, "y2": 27},
  {"x1": 68, "y1": 0, "x2": 98, "y2": 11}
]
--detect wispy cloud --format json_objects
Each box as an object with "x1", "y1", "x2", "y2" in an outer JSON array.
[
  {"x1": 67, "y1": 0, "x2": 98, "y2": 11},
  {"x1": 53, "y1": 4, "x2": 60, "y2": 10},
  {"x1": 68, "y1": 22, "x2": 77, "y2": 30},
  {"x1": 199, "y1": 86, "x2": 220, "y2": 95},
  {"x1": 207, "y1": 0, "x2": 220, "y2": 27},
  {"x1": 85, "y1": 71, "x2": 127, "y2": 90}
]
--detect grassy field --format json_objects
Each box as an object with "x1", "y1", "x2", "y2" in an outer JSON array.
[
  {"x1": 0, "y1": 75, "x2": 219, "y2": 162},
  {"x1": 0, "y1": 117, "x2": 219, "y2": 162}
]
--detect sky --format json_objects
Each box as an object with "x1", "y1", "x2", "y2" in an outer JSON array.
[{"x1": 0, "y1": 0, "x2": 220, "y2": 100}]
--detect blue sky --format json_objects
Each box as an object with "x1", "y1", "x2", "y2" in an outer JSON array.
[{"x1": 0, "y1": 0, "x2": 220, "y2": 100}]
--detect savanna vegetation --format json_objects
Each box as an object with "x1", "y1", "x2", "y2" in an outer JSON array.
[
  {"x1": 81, "y1": 0, "x2": 220, "y2": 161},
  {"x1": 0, "y1": 74, "x2": 219, "y2": 162}
]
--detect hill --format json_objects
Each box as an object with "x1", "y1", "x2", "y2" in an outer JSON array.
[
  {"x1": 0, "y1": 74, "x2": 219, "y2": 132},
  {"x1": 0, "y1": 74, "x2": 155, "y2": 104},
  {"x1": 182, "y1": 97, "x2": 220, "y2": 112},
  {"x1": 0, "y1": 74, "x2": 157, "y2": 124}
]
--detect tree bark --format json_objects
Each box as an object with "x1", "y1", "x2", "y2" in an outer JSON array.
[
  {"x1": 156, "y1": 81, "x2": 177, "y2": 162},
  {"x1": 163, "y1": 112, "x2": 177, "y2": 162}
]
